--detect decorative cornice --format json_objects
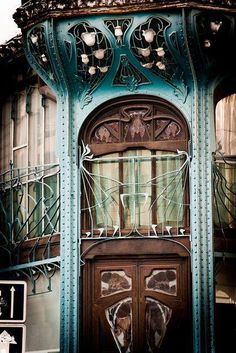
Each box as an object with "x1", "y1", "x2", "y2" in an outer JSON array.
[
  {"x1": 14, "y1": 0, "x2": 236, "y2": 29},
  {"x1": 0, "y1": 35, "x2": 23, "y2": 62}
]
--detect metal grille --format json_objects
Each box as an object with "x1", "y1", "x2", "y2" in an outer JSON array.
[{"x1": 80, "y1": 144, "x2": 190, "y2": 238}]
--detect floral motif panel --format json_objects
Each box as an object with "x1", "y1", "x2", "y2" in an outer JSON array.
[
  {"x1": 69, "y1": 21, "x2": 113, "y2": 107},
  {"x1": 101, "y1": 271, "x2": 132, "y2": 297},
  {"x1": 88, "y1": 104, "x2": 185, "y2": 145},
  {"x1": 145, "y1": 269, "x2": 177, "y2": 296},
  {"x1": 105, "y1": 298, "x2": 132, "y2": 353}
]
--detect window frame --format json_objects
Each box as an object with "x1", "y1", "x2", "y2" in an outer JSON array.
[{"x1": 79, "y1": 96, "x2": 190, "y2": 237}]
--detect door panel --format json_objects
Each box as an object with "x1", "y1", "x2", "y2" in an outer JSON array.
[{"x1": 82, "y1": 257, "x2": 190, "y2": 353}]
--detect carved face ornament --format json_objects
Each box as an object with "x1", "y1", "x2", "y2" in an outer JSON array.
[{"x1": 130, "y1": 113, "x2": 146, "y2": 138}]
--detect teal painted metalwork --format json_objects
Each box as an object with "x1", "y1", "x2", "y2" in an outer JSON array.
[
  {"x1": 24, "y1": 18, "x2": 80, "y2": 352},
  {"x1": 21, "y1": 7, "x2": 236, "y2": 353}
]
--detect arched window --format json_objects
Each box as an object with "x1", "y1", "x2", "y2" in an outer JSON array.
[{"x1": 80, "y1": 96, "x2": 189, "y2": 238}]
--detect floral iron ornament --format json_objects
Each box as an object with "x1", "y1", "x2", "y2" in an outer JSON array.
[
  {"x1": 69, "y1": 21, "x2": 113, "y2": 107},
  {"x1": 105, "y1": 18, "x2": 132, "y2": 46},
  {"x1": 131, "y1": 17, "x2": 188, "y2": 102},
  {"x1": 28, "y1": 25, "x2": 56, "y2": 83}
]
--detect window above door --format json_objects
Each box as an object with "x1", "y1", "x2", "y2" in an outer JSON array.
[{"x1": 79, "y1": 96, "x2": 190, "y2": 238}]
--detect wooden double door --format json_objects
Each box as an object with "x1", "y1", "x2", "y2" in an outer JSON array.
[{"x1": 82, "y1": 254, "x2": 191, "y2": 353}]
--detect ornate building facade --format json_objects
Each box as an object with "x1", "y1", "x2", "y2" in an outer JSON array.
[{"x1": 1, "y1": 0, "x2": 236, "y2": 352}]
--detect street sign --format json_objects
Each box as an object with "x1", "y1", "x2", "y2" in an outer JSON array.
[
  {"x1": 0, "y1": 324, "x2": 26, "y2": 353},
  {"x1": 0, "y1": 281, "x2": 27, "y2": 323}
]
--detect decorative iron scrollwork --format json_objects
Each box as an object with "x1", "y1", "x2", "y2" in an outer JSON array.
[
  {"x1": 130, "y1": 17, "x2": 188, "y2": 101},
  {"x1": 69, "y1": 21, "x2": 113, "y2": 107},
  {"x1": 28, "y1": 26, "x2": 56, "y2": 82},
  {"x1": 113, "y1": 55, "x2": 150, "y2": 91},
  {"x1": 105, "y1": 18, "x2": 132, "y2": 46}
]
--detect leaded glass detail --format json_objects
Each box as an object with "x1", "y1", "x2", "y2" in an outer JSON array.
[
  {"x1": 145, "y1": 297, "x2": 172, "y2": 353},
  {"x1": 145, "y1": 269, "x2": 177, "y2": 296},
  {"x1": 105, "y1": 298, "x2": 132, "y2": 353},
  {"x1": 101, "y1": 271, "x2": 132, "y2": 297}
]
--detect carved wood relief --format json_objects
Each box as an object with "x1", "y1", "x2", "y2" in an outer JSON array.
[{"x1": 86, "y1": 101, "x2": 187, "y2": 149}]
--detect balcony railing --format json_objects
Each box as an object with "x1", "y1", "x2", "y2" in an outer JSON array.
[{"x1": 0, "y1": 163, "x2": 60, "y2": 268}]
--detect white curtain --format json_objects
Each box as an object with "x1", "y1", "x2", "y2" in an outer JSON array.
[
  {"x1": 44, "y1": 97, "x2": 57, "y2": 165},
  {"x1": 214, "y1": 94, "x2": 236, "y2": 228},
  {"x1": 28, "y1": 88, "x2": 43, "y2": 167},
  {"x1": 216, "y1": 94, "x2": 236, "y2": 155}
]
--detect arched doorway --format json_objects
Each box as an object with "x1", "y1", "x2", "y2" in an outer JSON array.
[{"x1": 79, "y1": 96, "x2": 191, "y2": 352}]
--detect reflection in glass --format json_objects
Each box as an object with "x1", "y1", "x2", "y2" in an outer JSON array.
[
  {"x1": 44, "y1": 98, "x2": 57, "y2": 165},
  {"x1": 215, "y1": 94, "x2": 236, "y2": 156},
  {"x1": 145, "y1": 269, "x2": 177, "y2": 296},
  {"x1": 28, "y1": 181, "x2": 42, "y2": 238},
  {"x1": 106, "y1": 298, "x2": 132, "y2": 353},
  {"x1": 123, "y1": 149, "x2": 152, "y2": 229},
  {"x1": 145, "y1": 297, "x2": 172, "y2": 353},
  {"x1": 155, "y1": 152, "x2": 185, "y2": 228},
  {"x1": 101, "y1": 271, "x2": 132, "y2": 297},
  {"x1": 13, "y1": 93, "x2": 27, "y2": 148},
  {"x1": 91, "y1": 153, "x2": 120, "y2": 230}
]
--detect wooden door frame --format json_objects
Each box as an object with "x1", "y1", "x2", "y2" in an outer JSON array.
[{"x1": 81, "y1": 237, "x2": 191, "y2": 353}]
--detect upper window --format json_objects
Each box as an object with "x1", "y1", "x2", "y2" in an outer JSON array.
[
  {"x1": 0, "y1": 86, "x2": 59, "y2": 242},
  {"x1": 215, "y1": 94, "x2": 236, "y2": 156},
  {"x1": 80, "y1": 96, "x2": 190, "y2": 238},
  {"x1": 214, "y1": 94, "x2": 236, "y2": 232}
]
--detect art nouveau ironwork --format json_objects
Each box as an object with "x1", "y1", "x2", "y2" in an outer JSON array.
[
  {"x1": 11, "y1": 0, "x2": 236, "y2": 352},
  {"x1": 80, "y1": 145, "x2": 189, "y2": 237}
]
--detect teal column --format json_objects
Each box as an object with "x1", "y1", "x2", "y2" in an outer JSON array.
[
  {"x1": 184, "y1": 8, "x2": 236, "y2": 352},
  {"x1": 23, "y1": 19, "x2": 80, "y2": 353},
  {"x1": 19, "y1": 7, "x2": 236, "y2": 353},
  {"x1": 190, "y1": 81, "x2": 215, "y2": 353}
]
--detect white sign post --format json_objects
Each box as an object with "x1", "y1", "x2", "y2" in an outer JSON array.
[
  {"x1": 0, "y1": 281, "x2": 27, "y2": 353},
  {"x1": 0, "y1": 281, "x2": 26, "y2": 323}
]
